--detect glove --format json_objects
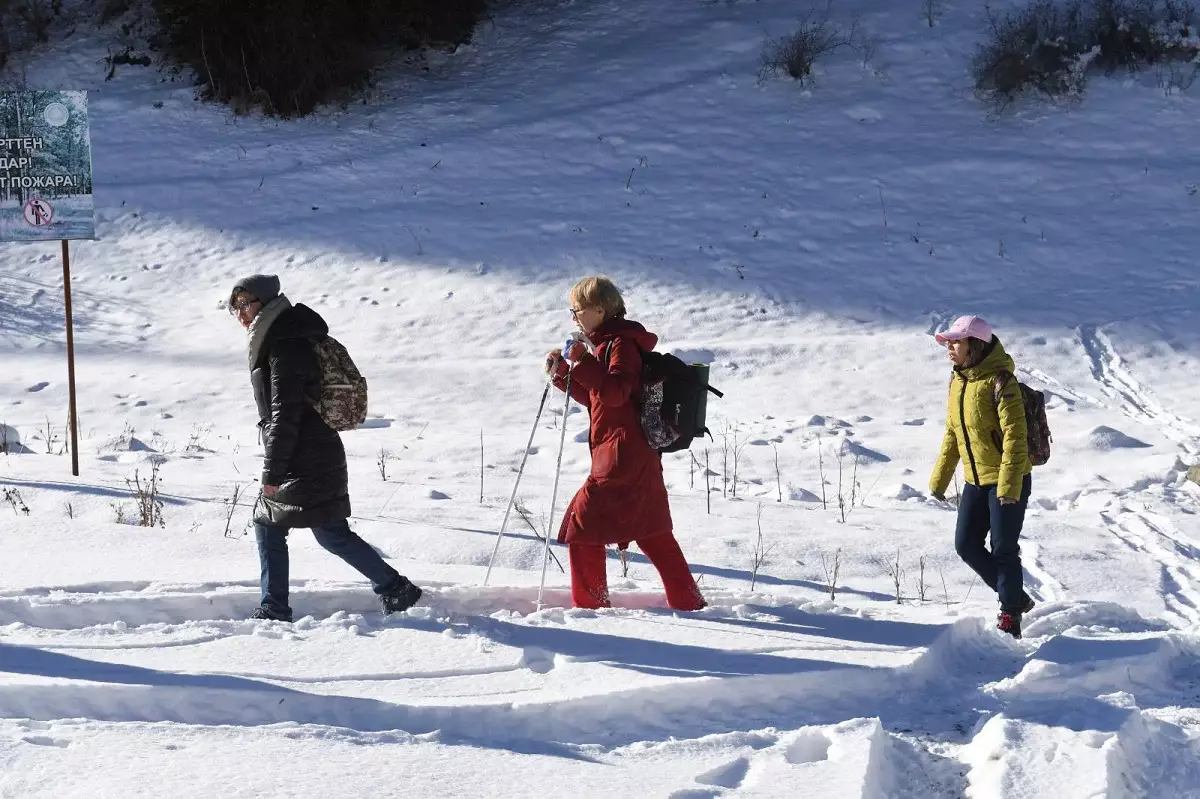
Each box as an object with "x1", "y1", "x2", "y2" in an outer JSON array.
[
  {"x1": 562, "y1": 332, "x2": 589, "y2": 362},
  {"x1": 931, "y1": 492, "x2": 946, "y2": 502},
  {"x1": 999, "y1": 496, "x2": 1018, "y2": 506}
]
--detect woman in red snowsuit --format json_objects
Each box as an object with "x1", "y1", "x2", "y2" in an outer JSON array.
[{"x1": 545, "y1": 276, "x2": 706, "y2": 611}]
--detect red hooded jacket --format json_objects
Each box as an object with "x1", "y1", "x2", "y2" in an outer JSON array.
[{"x1": 552, "y1": 318, "x2": 673, "y2": 546}]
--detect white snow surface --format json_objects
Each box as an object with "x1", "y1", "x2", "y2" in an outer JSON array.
[{"x1": 2, "y1": 0, "x2": 1200, "y2": 796}]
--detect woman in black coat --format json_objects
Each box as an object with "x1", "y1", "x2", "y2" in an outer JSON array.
[{"x1": 230, "y1": 274, "x2": 422, "y2": 622}]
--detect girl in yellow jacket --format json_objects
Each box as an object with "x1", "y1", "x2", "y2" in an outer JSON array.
[{"x1": 930, "y1": 315, "x2": 1034, "y2": 639}]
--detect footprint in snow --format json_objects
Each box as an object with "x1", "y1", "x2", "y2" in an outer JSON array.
[
  {"x1": 695, "y1": 756, "x2": 750, "y2": 789},
  {"x1": 785, "y1": 730, "x2": 832, "y2": 764},
  {"x1": 22, "y1": 736, "x2": 69, "y2": 748},
  {"x1": 519, "y1": 646, "x2": 555, "y2": 674},
  {"x1": 845, "y1": 105, "x2": 884, "y2": 123}
]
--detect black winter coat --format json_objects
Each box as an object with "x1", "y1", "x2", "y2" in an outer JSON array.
[{"x1": 251, "y1": 304, "x2": 351, "y2": 528}]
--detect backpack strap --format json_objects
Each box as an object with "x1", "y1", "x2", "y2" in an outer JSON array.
[
  {"x1": 992, "y1": 369, "x2": 1016, "y2": 407},
  {"x1": 601, "y1": 337, "x2": 645, "y2": 399}
]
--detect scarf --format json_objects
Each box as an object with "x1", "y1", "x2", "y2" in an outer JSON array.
[{"x1": 246, "y1": 295, "x2": 292, "y2": 369}]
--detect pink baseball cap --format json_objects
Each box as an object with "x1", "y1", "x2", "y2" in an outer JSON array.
[{"x1": 935, "y1": 315, "x2": 993, "y2": 344}]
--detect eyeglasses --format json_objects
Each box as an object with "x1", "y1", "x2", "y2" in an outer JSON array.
[
  {"x1": 228, "y1": 297, "x2": 260, "y2": 315},
  {"x1": 570, "y1": 307, "x2": 592, "y2": 319}
]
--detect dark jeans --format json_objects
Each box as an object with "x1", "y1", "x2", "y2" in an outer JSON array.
[
  {"x1": 255, "y1": 519, "x2": 402, "y2": 617},
  {"x1": 954, "y1": 474, "x2": 1032, "y2": 613}
]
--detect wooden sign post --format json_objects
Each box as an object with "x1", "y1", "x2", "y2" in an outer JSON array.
[{"x1": 62, "y1": 239, "x2": 79, "y2": 474}]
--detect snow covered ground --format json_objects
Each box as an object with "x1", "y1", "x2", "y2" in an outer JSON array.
[{"x1": 2, "y1": 0, "x2": 1199, "y2": 796}]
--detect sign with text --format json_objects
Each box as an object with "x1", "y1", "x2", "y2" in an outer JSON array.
[{"x1": 0, "y1": 90, "x2": 94, "y2": 241}]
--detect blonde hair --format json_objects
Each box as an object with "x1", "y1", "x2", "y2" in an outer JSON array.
[{"x1": 570, "y1": 275, "x2": 626, "y2": 321}]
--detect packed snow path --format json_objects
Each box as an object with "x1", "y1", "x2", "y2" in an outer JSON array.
[{"x1": 2, "y1": 583, "x2": 1199, "y2": 797}]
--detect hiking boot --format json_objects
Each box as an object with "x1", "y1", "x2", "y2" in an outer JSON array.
[
  {"x1": 250, "y1": 606, "x2": 293, "y2": 623},
  {"x1": 1020, "y1": 596, "x2": 1036, "y2": 614},
  {"x1": 380, "y1": 579, "x2": 423, "y2": 615},
  {"x1": 997, "y1": 611, "x2": 1022, "y2": 639}
]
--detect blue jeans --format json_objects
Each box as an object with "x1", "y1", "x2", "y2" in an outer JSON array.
[
  {"x1": 255, "y1": 519, "x2": 402, "y2": 617},
  {"x1": 954, "y1": 474, "x2": 1032, "y2": 613}
]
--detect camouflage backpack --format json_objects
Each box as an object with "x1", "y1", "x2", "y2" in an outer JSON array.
[
  {"x1": 309, "y1": 336, "x2": 368, "y2": 432},
  {"x1": 993, "y1": 370, "x2": 1051, "y2": 466}
]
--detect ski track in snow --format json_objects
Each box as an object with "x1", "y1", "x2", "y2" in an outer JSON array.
[
  {"x1": 1099, "y1": 507, "x2": 1200, "y2": 629},
  {"x1": 1020, "y1": 541, "x2": 1063, "y2": 606},
  {"x1": 1077, "y1": 325, "x2": 1200, "y2": 454},
  {"x1": 3, "y1": 582, "x2": 1199, "y2": 797}
]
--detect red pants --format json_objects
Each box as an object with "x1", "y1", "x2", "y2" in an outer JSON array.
[{"x1": 569, "y1": 534, "x2": 706, "y2": 611}]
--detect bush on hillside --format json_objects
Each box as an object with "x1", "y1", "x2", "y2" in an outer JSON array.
[
  {"x1": 0, "y1": 0, "x2": 66, "y2": 71},
  {"x1": 149, "y1": 0, "x2": 488, "y2": 117},
  {"x1": 759, "y1": 2, "x2": 865, "y2": 85},
  {"x1": 973, "y1": 0, "x2": 1200, "y2": 110}
]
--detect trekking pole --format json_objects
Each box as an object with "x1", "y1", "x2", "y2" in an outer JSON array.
[
  {"x1": 484, "y1": 379, "x2": 552, "y2": 586},
  {"x1": 537, "y1": 369, "x2": 574, "y2": 610}
]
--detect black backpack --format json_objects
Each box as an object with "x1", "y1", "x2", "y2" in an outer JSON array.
[{"x1": 606, "y1": 343, "x2": 723, "y2": 452}]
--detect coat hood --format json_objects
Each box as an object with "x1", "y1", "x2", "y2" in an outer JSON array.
[
  {"x1": 588, "y1": 318, "x2": 658, "y2": 352},
  {"x1": 249, "y1": 301, "x2": 329, "y2": 369},
  {"x1": 270, "y1": 303, "x2": 329, "y2": 341},
  {"x1": 956, "y1": 336, "x2": 1016, "y2": 381}
]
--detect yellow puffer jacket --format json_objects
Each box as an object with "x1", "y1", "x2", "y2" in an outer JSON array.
[{"x1": 929, "y1": 337, "x2": 1032, "y2": 501}]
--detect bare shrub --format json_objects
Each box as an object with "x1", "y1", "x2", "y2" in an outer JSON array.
[
  {"x1": 772, "y1": 443, "x2": 782, "y2": 503},
  {"x1": 127, "y1": 460, "x2": 164, "y2": 528},
  {"x1": 973, "y1": 0, "x2": 1200, "y2": 110},
  {"x1": 514, "y1": 498, "x2": 564, "y2": 574},
  {"x1": 938, "y1": 564, "x2": 953, "y2": 608},
  {"x1": 617, "y1": 546, "x2": 631, "y2": 578},
  {"x1": 874, "y1": 547, "x2": 904, "y2": 604},
  {"x1": 817, "y1": 434, "x2": 829, "y2": 510},
  {"x1": 835, "y1": 440, "x2": 863, "y2": 523},
  {"x1": 705, "y1": 448, "x2": 712, "y2": 514},
  {"x1": 913, "y1": 555, "x2": 930, "y2": 602},
  {"x1": 750, "y1": 505, "x2": 776, "y2": 591},
  {"x1": 149, "y1": 0, "x2": 487, "y2": 117},
  {"x1": 0, "y1": 0, "x2": 67, "y2": 71},
  {"x1": 821, "y1": 548, "x2": 843, "y2": 600},
  {"x1": 185, "y1": 422, "x2": 213, "y2": 453},
  {"x1": 3, "y1": 486, "x2": 29, "y2": 515},
  {"x1": 759, "y1": 2, "x2": 861, "y2": 85},
  {"x1": 721, "y1": 421, "x2": 749, "y2": 499},
  {"x1": 222, "y1": 483, "x2": 248, "y2": 538},
  {"x1": 972, "y1": 0, "x2": 1089, "y2": 109},
  {"x1": 36, "y1": 415, "x2": 60, "y2": 454}
]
